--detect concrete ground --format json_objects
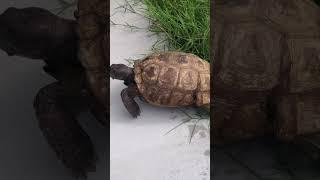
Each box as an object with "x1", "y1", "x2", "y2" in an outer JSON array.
[{"x1": 110, "y1": 1, "x2": 210, "y2": 180}]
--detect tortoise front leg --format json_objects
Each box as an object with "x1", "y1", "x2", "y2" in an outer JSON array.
[
  {"x1": 33, "y1": 82, "x2": 96, "y2": 178},
  {"x1": 121, "y1": 85, "x2": 141, "y2": 118}
]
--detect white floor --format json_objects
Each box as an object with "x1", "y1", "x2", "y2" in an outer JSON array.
[
  {"x1": 110, "y1": 1, "x2": 210, "y2": 180},
  {"x1": 0, "y1": 1, "x2": 107, "y2": 179}
]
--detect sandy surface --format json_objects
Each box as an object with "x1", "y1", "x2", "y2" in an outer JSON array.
[{"x1": 110, "y1": 1, "x2": 210, "y2": 180}]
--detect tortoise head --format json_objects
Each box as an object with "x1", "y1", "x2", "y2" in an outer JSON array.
[
  {"x1": 110, "y1": 64, "x2": 134, "y2": 81},
  {"x1": 0, "y1": 7, "x2": 76, "y2": 59}
]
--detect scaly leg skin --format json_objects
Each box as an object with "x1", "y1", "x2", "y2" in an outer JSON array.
[
  {"x1": 33, "y1": 82, "x2": 97, "y2": 178},
  {"x1": 121, "y1": 85, "x2": 141, "y2": 118}
]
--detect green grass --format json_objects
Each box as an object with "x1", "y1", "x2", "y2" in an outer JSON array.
[{"x1": 142, "y1": 0, "x2": 210, "y2": 61}]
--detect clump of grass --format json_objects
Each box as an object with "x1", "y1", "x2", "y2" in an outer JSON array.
[{"x1": 142, "y1": 0, "x2": 210, "y2": 61}]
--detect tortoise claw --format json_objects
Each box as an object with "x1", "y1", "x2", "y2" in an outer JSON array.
[{"x1": 130, "y1": 106, "x2": 141, "y2": 118}]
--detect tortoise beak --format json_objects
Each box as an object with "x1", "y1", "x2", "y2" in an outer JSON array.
[{"x1": 110, "y1": 64, "x2": 117, "y2": 79}]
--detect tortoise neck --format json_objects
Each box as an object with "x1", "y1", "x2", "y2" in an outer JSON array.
[{"x1": 124, "y1": 75, "x2": 135, "y2": 86}]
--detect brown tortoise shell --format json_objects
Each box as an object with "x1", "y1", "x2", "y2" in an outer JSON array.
[{"x1": 133, "y1": 51, "x2": 210, "y2": 107}]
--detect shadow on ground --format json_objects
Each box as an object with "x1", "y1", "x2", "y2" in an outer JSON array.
[{"x1": 213, "y1": 138, "x2": 320, "y2": 180}]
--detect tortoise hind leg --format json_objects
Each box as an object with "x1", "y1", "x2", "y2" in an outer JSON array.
[
  {"x1": 33, "y1": 82, "x2": 96, "y2": 178},
  {"x1": 121, "y1": 85, "x2": 141, "y2": 118}
]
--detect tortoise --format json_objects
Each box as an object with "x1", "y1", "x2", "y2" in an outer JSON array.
[
  {"x1": 110, "y1": 51, "x2": 210, "y2": 117},
  {"x1": 0, "y1": 0, "x2": 107, "y2": 178},
  {"x1": 212, "y1": 0, "x2": 320, "y2": 154}
]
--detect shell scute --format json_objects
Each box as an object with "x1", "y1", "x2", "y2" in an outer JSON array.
[
  {"x1": 181, "y1": 94, "x2": 195, "y2": 106},
  {"x1": 169, "y1": 91, "x2": 185, "y2": 106},
  {"x1": 157, "y1": 89, "x2": 172, "y2": 105},
  {"x1": 196, "y1": 92, "x2": 210, "y2": 106},
  {"x1": 177, "y1": 69, "x2": 198, "y2": 91},
  {"x1": 141, "y1": 64, "x2": 160, "y2": 84},
  {"x1": 144, "y1": 86, "x2": 160, "y2": 103},
  {"x1": 199, "y1": 73, "x2": 210, "y2": 91},
  {"x1": 158, "y1": 66, "x2": 179, "y2": 89}
]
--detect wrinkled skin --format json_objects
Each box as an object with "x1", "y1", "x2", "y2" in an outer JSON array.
[{"x1": 0, "y1": 5, "x2": 106, "y2": 178}]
